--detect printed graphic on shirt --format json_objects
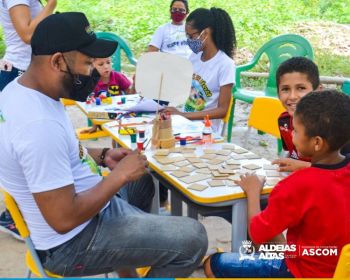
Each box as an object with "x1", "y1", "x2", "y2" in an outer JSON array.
[
  {"x1": 166, "y1": 29, "x2": 188, "y2": 49},
  {"x1": 108, "y1": 85, "x2": 120, "y2": 96},
  {"x1": 78, "y1": 142, "x2": 102, "y2": 176},
  {"x1": 184, "y1": 74, "x2": 212, "y2": 112},
  {"x1": 0, "y1": 110, "x2": 5, "y2": 123}
]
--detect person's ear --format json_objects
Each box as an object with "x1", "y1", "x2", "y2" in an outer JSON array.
[
  {"x1": 50, "y1": 53, "x2": 64, "y2": 71},
  {"x1": 314, "y1": 136, "x2": 324, "y2": 152}
]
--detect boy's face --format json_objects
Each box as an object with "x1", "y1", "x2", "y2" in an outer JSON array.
[
  {"x1": 93, "y1": 57, "x2": 112, "y2": 79},
  {"x1": 292, "y1": 115, "x2": 315, "y2": 158},
  {"x1": 278, "y1": 72, "x2": 314, "y2": 116}
]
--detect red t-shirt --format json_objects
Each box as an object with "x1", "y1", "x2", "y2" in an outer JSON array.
[
  {"x1": 250, "y1": 156, "x2": 350, "y2": 278},
  {"x1": 278, "y1": 111, "x2": 310, "y2": 161},
  {"x1": 94, "y1": 71, "x2": 131, "y2": 97}
]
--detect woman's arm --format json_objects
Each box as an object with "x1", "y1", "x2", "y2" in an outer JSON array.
[{"x1": 9, "y1": 0, "x2": 57, "y2": 44}]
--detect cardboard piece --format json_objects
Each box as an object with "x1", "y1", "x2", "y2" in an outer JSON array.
[{"x1": 187, "y1": 183, "x2": 208, "y2": 191}]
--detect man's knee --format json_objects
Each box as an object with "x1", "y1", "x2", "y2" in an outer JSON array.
[{"x1": 140, "y1": 173, "x2": 155, "y2": 198}]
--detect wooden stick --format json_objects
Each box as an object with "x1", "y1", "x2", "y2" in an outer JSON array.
[{"x1": 156, "y1": 72, "x2": 163, "y2": 115}]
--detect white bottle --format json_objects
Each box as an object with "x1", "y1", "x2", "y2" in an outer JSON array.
[{"x1": 202, "y1": 115, "x2": 213, "y2": 145}]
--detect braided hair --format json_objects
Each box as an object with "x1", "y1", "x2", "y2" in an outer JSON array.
[{"x1": 186, "y1": 7, "x2": 236, "y2": 57}]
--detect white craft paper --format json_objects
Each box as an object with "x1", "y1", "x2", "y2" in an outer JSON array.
[{"x1": 135, "y1": 52, "x2": 193, "y2": 106}]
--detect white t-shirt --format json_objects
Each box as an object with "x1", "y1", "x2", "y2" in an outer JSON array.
[
  {"x1": 0, "y1": 0, "x2": 42, "y2": 70},
  {"x1": 184, "y1": 50, "x2": 236, "y2": 131},
  {"x1": 149, "y1": 22, "x2": 192, "y2": 59},
  {"x1": 0, "y1": 79, "x2": 105, "y2": 250}
]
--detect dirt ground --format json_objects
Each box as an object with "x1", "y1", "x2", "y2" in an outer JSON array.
[{"x1": 0, "y1": 100, "x2": 281, "y2": 278}]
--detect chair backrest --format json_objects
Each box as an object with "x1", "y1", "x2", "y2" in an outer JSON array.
[
  {"x1": 334, "y1": 244, "x2": 350, "y2": 278},
  {"x1": 1, "y1": 189, "x2": 49, "y2": 277},
  {"x1": 242, "y1": 34, "x2": 314, "y2": 97},
  {"x1": 96, "y1": 32, "x2": 137, "y2": 72},
  {"x1": 248, "y1": 97, "x2": 285, "y2": 138},
  {"x1": 342, "y1": 80, "x2": 350, "y2": 96}
]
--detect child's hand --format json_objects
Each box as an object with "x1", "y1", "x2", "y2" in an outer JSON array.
[
  {"x1": 162, "y1": 106, "x2": 182, "y2": 115},
  {"x1": 234, "y1": 173, "x2": 265, "y2": 196},
  {"x1": 272, "y1": 158, "x2": 311, "y2": 172}
]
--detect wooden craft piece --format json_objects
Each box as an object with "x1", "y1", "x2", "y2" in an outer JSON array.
[
  {"x1": 231, "y1": 154, "x2": 246, "y2": 160},
  {"x1": 233, "y1": 148, "x2": 249, "y2": 154},
  {"x1": 188, "y1": 157, "x2": 203, "y2": 164},
  {"x1": 183, "y1": 153, "x2": 198, "y2": 159},
  {"x1": 154, "y1": 149, "x2": 170, "y2": 156},
  {"x1": 242, "y1": 163, "x2": 261, "y2": 170},
  {"x1": 207, "y1": 158, "x2": 225, "y2": 165},
  {"x1": 208, "y1": 165, "x2": 220, "y2": 170},
  {"x1": 156, "y1": 157, "x2": 176, "y2": 165},
  {"x1": 179, "y1": 174, "x2": 211, "y2": 184},
  {"x1": 215, "y1": 150, "x2": 232, "y2": 156},
  {"x1": 228, "y1": 174, "x2": 241, "y2": 181},
  {"x1": 200, "y1": 154, "x2": 216, "y2": 160},
  {"x1": 170, "y1": 171, "x2": 189, "y2": 178},
  {"x1": 172, "y1": 156, "x2": 186, "y2": 162},
  {"x1": 187, "y1": 183, "x2": 208, "y2": 191},
  {"x1": 208, "y1": 180, "x2": 225, "y2": 187},
  {"x1": 193, "y1": 162, "x2": 207, "y2": 169},
  {"x1": 212, "y1": 170, "x2": 229, "y2": 177},
  {"x1": 216, "y1": 155, "x2": 231, "y2": 161},
  {"x1": 174, "y1": 160, "x2": 190, "y2": 167},
  {"x1": 224, "y1": 164, "x2": 241, "y2": 170},
  {"x1": 178, "y1": 166, "x2": 195, "y2": 173},
  {"x1": 203, "y1": 149, "x2": 217, "y2": 154},
  {"x1": 169, "y1": 147, "x2": 182, "y2": 153},
  {"x1": 196, "y1": 168, "x2": 212, "y2": 174},
  {"x1": 218, "y1": 167, "x2": 236, "y2": 174},
  {"x1": 160, "y1": 165, "x2": 177, "y2": 171},
  {"x1": 226, "y1": 159, "x2": 241, "y2": 165},
  {"x1": 222, "y1": 144, "x2": 236, "y2": 150},
  {"x1": 244, "y1": 154, "x2": 261, "y2": 160}
]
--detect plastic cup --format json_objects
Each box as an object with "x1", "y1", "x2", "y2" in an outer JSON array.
[
  {"x1": 121, "y1": 97, "x2": 126, "y2": 104},
  {"x1": 130, "y1": 133, "x2": 137, "y2": 143}
]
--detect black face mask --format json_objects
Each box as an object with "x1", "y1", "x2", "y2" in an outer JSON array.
[{"x1": 61, "y1": 56, "x2": 100, "y2": 102}]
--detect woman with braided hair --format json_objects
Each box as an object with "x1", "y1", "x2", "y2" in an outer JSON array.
[{"x1": 164, "y1": 7, "x2": 236, "y2": 132}]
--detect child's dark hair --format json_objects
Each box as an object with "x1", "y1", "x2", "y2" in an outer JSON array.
[
  {"x1": 186, "y1": 7, "x2": 236, "y2": 58},
  {"x1": 276, "y1": 57, "x2": 320, "y2": 90},
  {"x1": 295, "y1": 90, "x2": 350, "y2": 151},
  {"x1": 170, "y1": 0, "x2": 189, "y2": 13}
]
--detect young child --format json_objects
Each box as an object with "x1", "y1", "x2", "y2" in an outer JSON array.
[
  {"x1": 82, "y1": 57, "x2": 135, "y2": 134},
  {"x1": 163, "y1": 7, "x2": 236, "y2": 133},
  {"x1": 205, "y1": 90, "x2": 350, "y2": 278},
  {"x1": 272, "y1": 57, "x2": 349, "y2": 171}
]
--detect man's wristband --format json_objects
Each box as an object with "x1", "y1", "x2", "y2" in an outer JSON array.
[{"x1": 100, "y1": 148, "x2": 110, "y2": 168}]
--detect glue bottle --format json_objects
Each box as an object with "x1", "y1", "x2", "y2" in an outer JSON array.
[{"x1": 202, "y1": 115, "x2": 213, "y2": 145}]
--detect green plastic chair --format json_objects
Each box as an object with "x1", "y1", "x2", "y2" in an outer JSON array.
[
  {"x1": 227, "y1": 34, "x2": 314, "y2": 143},
  {"x1": 96, "y1": 31, "x2": 137, "y2": 71},
  {"x1": 342, "y1": 80, "x2": 350, "y2": 96}
]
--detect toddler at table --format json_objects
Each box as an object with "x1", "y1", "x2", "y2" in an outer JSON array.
[{"x1": 82, "y1": 57, "x2": 136, "y2": 134}]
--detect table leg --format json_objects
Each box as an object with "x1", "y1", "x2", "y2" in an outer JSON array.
[
  {"x1": 231, "y1": 199, "x2": 247, "y2": 252},
  {"x1": 187, "y1": 205, "x2": 199, "y2": 220},
  {"x1": 170, "y1": 191, "x2": 183, "y2": 216},
  {"x1": 150, "y1": 175, "x2": 160, "y2": 215}
]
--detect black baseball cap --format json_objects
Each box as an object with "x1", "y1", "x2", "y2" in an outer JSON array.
[{"x1": 31, "y1": 12, "x2": 118, "y2": 58}]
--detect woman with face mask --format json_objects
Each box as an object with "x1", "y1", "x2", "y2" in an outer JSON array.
[
  {"x1": 148, "y1": 0, "x2": 192, "y2": 59},
  {"x1": 0, "y1": 0, "x2": 56, "y2": 240},
  {"x1": 163, "y1": 7, "x2": 236, "y2": 133}
]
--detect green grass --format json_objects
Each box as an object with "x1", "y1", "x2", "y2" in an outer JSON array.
[{"x1": 0, "y1": 0, "x2": 349, "y2": 78}]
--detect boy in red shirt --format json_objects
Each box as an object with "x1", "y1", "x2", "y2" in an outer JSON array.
[
  {"x1": 204, "y1": 90, "x2": 350, "y2": 278},
  {"x1": 205, "y1": 90, "x2": 350, "y2": 278},
  {"x1": 272, "y1": 57, "x2": 349, "y2": 171}
]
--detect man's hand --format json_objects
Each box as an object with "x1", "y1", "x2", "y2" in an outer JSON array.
[
  {"x1": 104, "y1": 148, "x2": 133, "y2": 170},
  {"x1": 234, "y1": 173, "x2": 265, "y2": 197},
  {"x1": 111, "y1": 150, "x2": 148, "y2": 183},
  {"x1": 272, "y1": 158, "x2": 311, "y2": 172}
]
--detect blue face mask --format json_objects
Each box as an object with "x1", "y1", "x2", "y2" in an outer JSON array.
[{"x1": 187, "y1": 31, "x2": 206, "y2": 54}]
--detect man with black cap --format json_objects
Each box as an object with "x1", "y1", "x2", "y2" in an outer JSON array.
[{"x1": 0, "y1": 12, "x2": 208, "y2": 277}]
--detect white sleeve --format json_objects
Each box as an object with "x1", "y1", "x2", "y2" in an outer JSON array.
[
  {"x1": 13, "y1": 119, "x2": 74, "y2": 193},
  {"x1": 149, "y1": 25, "x2": 164, "y2": 49},
  {"x1": 5, "y1": 0, "x2": 30, "y2": 9},
  {"x1": 218, "y1": 58, "x2": 236, "y2": 87}
]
